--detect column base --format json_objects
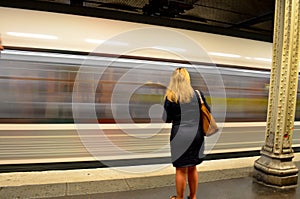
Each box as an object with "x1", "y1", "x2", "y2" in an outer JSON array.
[{"x1": 253, "y1": 154, "x2": 299, "y2": 189}]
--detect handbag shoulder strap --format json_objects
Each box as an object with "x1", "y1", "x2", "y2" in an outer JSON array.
[{"x1": 195, "y1": 90, "x2": 204, "y2": 104}]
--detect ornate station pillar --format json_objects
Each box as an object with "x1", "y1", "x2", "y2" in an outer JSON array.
[
  {"x1": 253, "y1": 0, "x2": 300, "y2": 189},
  {"x1": 254, "y1": 0, "x2": 300, "y2": 188}
]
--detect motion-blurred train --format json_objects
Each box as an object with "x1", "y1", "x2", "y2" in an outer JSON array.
[
  {"x1": 2, "y1": 6, "x2": 300, "y2": 168},
  {"x1": 0, "y1": 6, "x2": 298, "y2": 124}
]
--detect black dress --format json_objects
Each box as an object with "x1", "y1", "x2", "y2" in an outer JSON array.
[{"x1": 163, "y1": 90, "x2": 209, "y2": 168}]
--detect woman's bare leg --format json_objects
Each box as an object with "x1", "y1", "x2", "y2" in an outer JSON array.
[
  {"x1": 187, "y1": 166, "x2": 198, "y2": 199},
  {"x1": 175, "y1": 167, "x2": 188, "y2": 199}
]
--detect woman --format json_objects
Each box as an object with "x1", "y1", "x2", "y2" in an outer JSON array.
[{"x1": 163, "y1": 67, "x2": 210, "y2": 199}]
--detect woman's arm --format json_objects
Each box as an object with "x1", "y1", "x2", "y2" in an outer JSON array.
[{"x1": 162, "y1": 98, "x2": 173, "y2": 123}]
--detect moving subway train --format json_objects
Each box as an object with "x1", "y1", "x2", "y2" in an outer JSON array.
[{"x1": 0, "y1": 6, "x2": 300, "y2": 169}]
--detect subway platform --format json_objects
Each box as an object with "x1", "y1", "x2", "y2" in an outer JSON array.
[
  {"x1": 46, "y1": 176, "x2": 300, "y2": 199},
  {"x1": 1, "y1": 155, "x2": 300, "y2": 199}
]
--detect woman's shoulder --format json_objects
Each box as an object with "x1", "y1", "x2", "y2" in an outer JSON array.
[
  {"x1": 164, "y1": 96, "x2": 178, "y2": 107},
  {"x1": 195, "y1": 89, "x2": 206, "y2": 97},
  {"x1": 164, "y1": 96, "x2": 173, "y2": 104}
]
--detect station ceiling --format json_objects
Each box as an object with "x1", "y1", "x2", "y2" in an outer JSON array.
[{"x1": 0, "y1": 0, "x2": 275, "y2": 42}]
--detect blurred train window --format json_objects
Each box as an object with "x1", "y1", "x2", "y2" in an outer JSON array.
[
  {"x1": 1, "y1": 49, "x2": 300, "y2": 123},
  {"x1": 129, "y1": 83, "x2": 166, "y2": 123}
]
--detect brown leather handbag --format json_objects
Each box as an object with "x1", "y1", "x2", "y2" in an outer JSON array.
[{"x1": 195, "y1": 90, "x2": 219, "y2": 136}]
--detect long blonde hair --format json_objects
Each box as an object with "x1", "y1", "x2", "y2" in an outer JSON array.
[{"x1": 165, "y1": 67, "x2": 194, "y2": 103}]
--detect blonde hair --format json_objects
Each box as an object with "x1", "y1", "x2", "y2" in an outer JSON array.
[{"x1": 165, "y1": 67, "x2": 194, "y2": 103}]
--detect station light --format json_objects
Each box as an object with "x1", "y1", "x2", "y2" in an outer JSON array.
[
  {"x1": 253, "y1": 57, "x2": 272, "y2": 62},
  {"x1": 208, "y1": 52, "x2": 241, "y2": 58},
  {"x1": 85, "y1": 38, "x2": 128, "y2": 46},
  {"x1": 7, "y1": 32, "x2": 58, "y2": 40}
]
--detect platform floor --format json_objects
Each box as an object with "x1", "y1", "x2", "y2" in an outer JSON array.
[
  {"x1": 1, "y1": 155, "x2": 300, "y2": 199},
  {"x1": 46, "y1": 176, "x2": 300, "y2": 199}
]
